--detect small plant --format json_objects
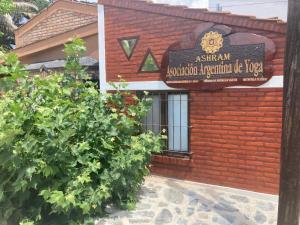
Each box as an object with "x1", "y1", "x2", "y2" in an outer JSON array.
[{"x1": 0, "y1": 38, "x2": 161, "y2": 225}]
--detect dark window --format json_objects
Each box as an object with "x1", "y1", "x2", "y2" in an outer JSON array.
[{"x1": 142, "y1": 92, "x2": 190, "y2": 154}]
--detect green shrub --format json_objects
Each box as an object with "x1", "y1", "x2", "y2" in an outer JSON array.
[
  {"x1": 0, "y1": 0, "x2": 14, "y2": 15},
  {"x1": 0, "y1": 39, "x2": 161, "y2": 225}
]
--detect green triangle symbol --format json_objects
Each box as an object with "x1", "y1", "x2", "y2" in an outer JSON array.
[
  {"x1": 140, "y1": 50, "x2": 159, "y2": 72},
  {"x1": 120, "y1": 38, "x2": 138, "y2": 60}
]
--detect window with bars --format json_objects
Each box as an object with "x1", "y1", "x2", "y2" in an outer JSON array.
[{"x1": 142, "y1": 92, "x2": 190, "y2": 154}]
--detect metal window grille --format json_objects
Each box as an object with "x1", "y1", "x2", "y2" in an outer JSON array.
[{"x1": 142, "y1": 92, "x2": 190, "y2": 154}]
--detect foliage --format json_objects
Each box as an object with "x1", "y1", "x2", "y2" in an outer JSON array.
[
  {"x1": 0, "y1": 38, "x2": 162, "y2": 225},
  {"x1": 0, "y1": 0, "x2": 14, "y2": 48},
  {"x1": 0, "y1": 0, "x2": 14, "y2": 15},
  {"x1": 0, "y1": 50, "x2": 28, "y2": 91},
  {"x1": 28, "y1": 0, "x2": 49, "y2": 10},
  {"x1": 0, "y1": 0, "x2": 40, "y2": 50}
]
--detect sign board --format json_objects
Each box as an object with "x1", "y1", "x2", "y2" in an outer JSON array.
[{"x1": 161, "y1": 25, "x2": 276, "y2": 90}]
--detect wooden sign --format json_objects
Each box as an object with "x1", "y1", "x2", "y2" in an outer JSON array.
[{"x1": 161, "y1": 24, "x2": 276, "y2": 90}]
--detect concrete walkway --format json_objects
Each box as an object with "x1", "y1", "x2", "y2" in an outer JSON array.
[{"x1": 95, "y1": 175, "x2": 278, "y2": 225}]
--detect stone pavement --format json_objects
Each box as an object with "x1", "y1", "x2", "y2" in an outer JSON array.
[{"x1": 95, "y1": 175, "x2": 278, "y2": 225}]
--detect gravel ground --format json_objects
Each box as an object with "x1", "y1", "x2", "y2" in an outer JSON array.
[{"x1": 95, "y1": 175, "x2": 278, "y2": 225}]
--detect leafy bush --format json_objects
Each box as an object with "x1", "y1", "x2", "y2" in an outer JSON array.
[
  {"x1": 0, "y1": 39, "x2": 161, "y2": 225},
  {"x1": 0, "y1": 0, "x2": 14, "y2": 15}
]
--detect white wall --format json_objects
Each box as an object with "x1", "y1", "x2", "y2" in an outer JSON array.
[
  {"x1": 152, "y1": 0, "x2": 209, "y2": 9},
  {"x1": 209, "y1": 0, "x2": 287, "y2": 21},
  {"x1": 152, "y1": 0, "x2": 287, "y2": 21}
]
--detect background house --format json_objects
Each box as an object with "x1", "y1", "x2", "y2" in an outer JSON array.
[{"x1": 13, "y1": 0, "x2": 99, "y2": 81}]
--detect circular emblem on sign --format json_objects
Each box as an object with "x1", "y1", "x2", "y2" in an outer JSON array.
[{"x1": 201, "y1": 31, "x2": 223, "y2": 54}]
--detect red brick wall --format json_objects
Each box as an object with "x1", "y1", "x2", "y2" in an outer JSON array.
[
  {"x1": 152, "y1": 88, "x2": 282, "y2": 194},
  {"x1": 104, "y1": 5, "x2": 285, "y2": 194},
  {"x1": 105, "y1": 6, "x2": 285, "y2": 82},
  {"x1": 105, "y1": 7, "x2": 200, "y2": 82}
]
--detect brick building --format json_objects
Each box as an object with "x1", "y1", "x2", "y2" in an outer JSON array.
[
  {"x1": 13, "y1": 0, "x2": 286, "y2": 195},
  {"x1": 97, "y1": 0, "x2": 286, "y2": 194}
]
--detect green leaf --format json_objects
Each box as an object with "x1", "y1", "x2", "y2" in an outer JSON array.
[
  {"x1": 65, "y1": 194, "x2": 76, "y2": 205},
  {"x1": 42, "y1": 166, "x2": 55, "y2": 178},
  {"x1": 80, "y1": 203, "x2": 91, "y2": 215},
  {"x1": 0, "y1": 190, "x2": 4, "y2": 201},
  {"x1": 20, "y1": 220, "x2": 35, "y2": 225}
]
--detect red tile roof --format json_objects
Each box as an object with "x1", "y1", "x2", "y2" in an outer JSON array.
[{"x1": 98, "y1": 0, "x2": 286, "y2": 34}]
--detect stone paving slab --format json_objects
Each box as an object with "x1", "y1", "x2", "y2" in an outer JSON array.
[{"x1": 95, "y1": 175, "x2": 278, "y2": 225}]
